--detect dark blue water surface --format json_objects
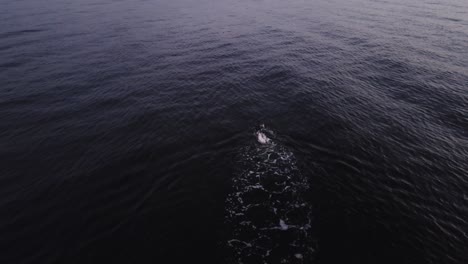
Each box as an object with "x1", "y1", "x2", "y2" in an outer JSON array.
[{"x1": 1, "y1": 0, "x2": 467, "y2": 263}]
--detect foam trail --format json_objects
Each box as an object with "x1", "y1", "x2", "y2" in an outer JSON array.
[{"x1": 226, "y1": 126, "x2": 316, "y2": 264}]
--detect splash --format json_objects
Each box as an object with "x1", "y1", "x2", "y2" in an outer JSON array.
[
  {"x1": 256, "y1": 131, "x2": 271, "y2": 144},
  {"x1": 226, "y1": 126, "x2": 316, "y2": 264}
]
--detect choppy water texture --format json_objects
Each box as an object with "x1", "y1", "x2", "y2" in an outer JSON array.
[
  {"x1": 226, "y1": 126, "x2": 315, "y2": 264},
  {"x1": 1, "y1": 0, "x2": 467, "y2": 264}
]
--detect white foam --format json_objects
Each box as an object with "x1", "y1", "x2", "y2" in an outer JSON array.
[
  {"x1": 256, "y1": 132, "x2": 270, "y2": 144},
  {"x1": 279, "y1": 219, "x2": 289, "y2": 230}
]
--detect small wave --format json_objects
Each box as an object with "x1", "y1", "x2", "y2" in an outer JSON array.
[{"x1": 0, "y1": 29, "x2": 44, "y2": 39}]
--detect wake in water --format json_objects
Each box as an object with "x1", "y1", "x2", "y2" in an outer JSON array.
[{"x1": 226, "y1": 125, "x2": 316, "y2": 264}]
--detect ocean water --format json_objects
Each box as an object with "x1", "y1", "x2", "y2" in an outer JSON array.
[{"x1": 1, "y1": 0, "x2": 467, "y2": 263}]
